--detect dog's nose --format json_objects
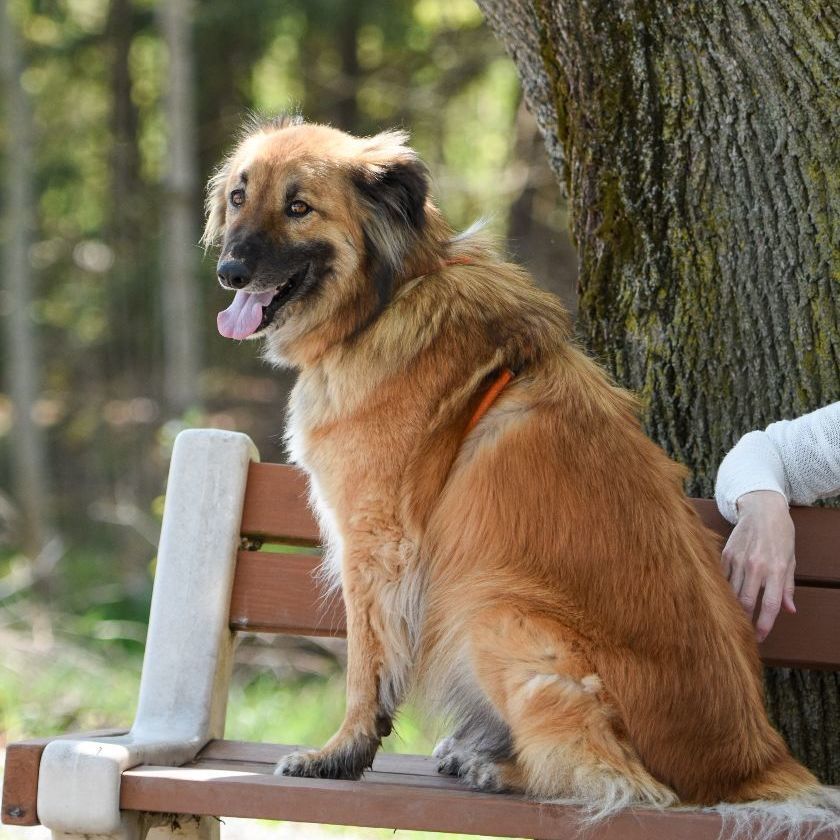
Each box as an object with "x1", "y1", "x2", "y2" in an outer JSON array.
[{"x1": 217, "y1": 259, "x2": 251, "y2": 290}]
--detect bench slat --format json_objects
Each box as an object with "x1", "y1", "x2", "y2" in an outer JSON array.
[
  {"x1": 230, "y1": 551, "x2": 344, "y2": 636},
  {"x1": 692, "y1": 499, "x2": 840, "y2": 586},
  {"x1": 198, "y1": 739, "x2": 443, "y2": 777},
  {"x1": 227, "y1": 551, "x2": 840, "y2": 669},
  {"x1": 241, "y1": 463, "x2": 318, "y2": 545},
  {"x1": 1, "y1": 739, "x2": 48, "y2": 827},
  {"x1": 119, "y1": 740, "x2": 838, "y2": 840},
  {"x1": 758, "y1": 586, "x2": 840, "y2": 669},
  {"x1": 241, "y1": 464, "x2": 840, "y2": 585}
]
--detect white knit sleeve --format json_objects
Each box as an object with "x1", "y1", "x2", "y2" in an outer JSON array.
[{"x1": 714, "y1": 401, "x2": 840, "y2": 524}]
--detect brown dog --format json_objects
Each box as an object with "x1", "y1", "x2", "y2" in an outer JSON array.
[{"x1": 206, "y1": 116, "x2": 836, "y2": 821}]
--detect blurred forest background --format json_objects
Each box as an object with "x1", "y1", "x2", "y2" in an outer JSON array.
[{"x1": 0, "y1": 0, "x2": 575, "y2": 792}]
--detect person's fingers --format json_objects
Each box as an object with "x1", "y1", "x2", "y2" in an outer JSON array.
[
  {"x1": 737, "y1": 560, "x2": 764, "y2": 617},
  {"x1": 721, "y1": 543, "x2": 733, "y2": 580},
  {"x1": 755, "y1": 573, "x2": 784, "y2": 642},
  {"x1": 728, "y1": 558, "x2": 746, "y2": 599},
  {"x1": 782, "y1": 558, "x2": 796, "y2": 614}
]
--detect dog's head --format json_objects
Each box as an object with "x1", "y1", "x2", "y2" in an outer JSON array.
[{"x1": 203, "y1": 116, "x2": 433, "y2": 364}]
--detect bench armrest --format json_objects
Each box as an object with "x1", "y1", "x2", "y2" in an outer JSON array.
[{"x1": 37, "y1": 429, "x2": 258, "y2": 834}]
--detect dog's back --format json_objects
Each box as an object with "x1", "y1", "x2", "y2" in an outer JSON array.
[{"x1": 414, "y1": 256, "x2": 823, "y2": 808}]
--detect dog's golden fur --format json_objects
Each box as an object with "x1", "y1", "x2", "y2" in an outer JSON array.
[{"x1": 206, "y1": 119, "x2": 830, "y2": 815}]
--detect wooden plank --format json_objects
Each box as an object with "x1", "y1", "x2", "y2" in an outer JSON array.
[
  {"x1": 229, "y1": 551, "x2": 345, "y2": 636},
  {"x1": 197, "y1": 740, "x2": 438, "y2": 777},
  {"x1": 187, "y1": 760, "x2": 472, "y2": 792},
  {"x1": 692, "y1": 499, "x2": 840, "y2": 586},
  {"x1": 1, "y1": 739, "x2": 45, "y2": 826},
  {"x1": 1, "y1": 729, "x2": 126, "y2": 827},
  {"x1": 227, "y1": 551, "x2": 839, "y2": 668},
  {"x1": 758, "y1": 586, "x2": 840, "y2": 669},
  {"x1": 241, "y1": 463, "x2": 318, "y2": 545},
  {"x1": 120, "y1": 756, "x2": 838, "y2": 840},
  {"x1": 239, "y1": 464, "x2": 840, "y2": 587}
]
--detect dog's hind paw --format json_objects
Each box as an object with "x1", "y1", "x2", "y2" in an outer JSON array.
[
  {"x1": 459, "y1": 754, "x2": 507, "y2": 793},
  {"x1": 433, "y1": 735, "x2": 457, "y2": 760},
  {"x1": 433, "y1": 736, "x2": 466, "y2": 776}
]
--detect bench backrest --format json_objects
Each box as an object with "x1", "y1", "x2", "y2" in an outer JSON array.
[{"x1": 230, "y1": 462, "x2": 840, "y2": 670}]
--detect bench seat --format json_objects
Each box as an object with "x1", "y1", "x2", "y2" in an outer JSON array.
[{"x1": 10, "y1": 735, "x2": 828, "y2": 839}]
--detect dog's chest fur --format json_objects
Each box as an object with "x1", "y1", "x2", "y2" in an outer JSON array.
[{"x1": 285, "y1": 370, "x2": 426, "y2": 612}]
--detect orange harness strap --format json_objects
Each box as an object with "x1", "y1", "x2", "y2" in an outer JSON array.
[
  {"x1": 443, "y1": 254, "x2": 477, "y2": 267},
  {"x1": 437, "y1": 255, "x2": 518, "y2": 436},
  {"x1": 411, "y1": 254, "x2": 475, "y2": 282},
  {"x1": 465, "y1": 368, "x2": 516, "y2": 435}
]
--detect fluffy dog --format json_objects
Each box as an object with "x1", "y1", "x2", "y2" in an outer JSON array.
[{"x1": 206, "y1": 116, "x2": 837, "y2": 822}]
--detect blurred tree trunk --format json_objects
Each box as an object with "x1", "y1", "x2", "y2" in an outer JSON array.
[
  {"x1": 303, "y1": 5, "x2": 361, "y2": 132},
  {"x1": 1, "y1": 0, "x2": 51, "y2": 557},
  {"x1": 106, "y1": 0, "x2": 144, "y2": 395},
  {"x1": 334, "y1": 5, "x2": 360, "y2": 131},
  {"x1": 158, "y1": 0, "x2": 201, "y2": 414},
  {"x1": 477, "y1": 0, "x2": 840, "y2": 783},
  {"x1": 506, "y1": 101, "x2": 577, "y2": 313}
]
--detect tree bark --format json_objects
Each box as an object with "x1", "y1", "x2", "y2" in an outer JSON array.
[
  {"x1": 1, "y1": 0, "x2": 51, "y2": 558},
  {"x1": 476, "y1": 0, "x2": 840, "y2": 784},
  {"x1": 158, "y1": 0, "x2": 201, "y2": 414}
]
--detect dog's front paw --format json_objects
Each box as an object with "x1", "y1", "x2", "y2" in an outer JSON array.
[
  {"x1": 275, "y1": 741, "x2": 374, "y2": 780},
  {"x1": 275, "y1": 749, "x2": 324, "y2": 778}
]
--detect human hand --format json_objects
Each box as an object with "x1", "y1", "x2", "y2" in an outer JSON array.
[{"x1": 720, "y1": 490, "x2": 796, "y2": 642}]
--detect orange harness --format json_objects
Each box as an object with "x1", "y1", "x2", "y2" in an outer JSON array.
[
  {"x1": 435, "y1": 255, "x2": 518, "y2": 437},
  {"x1": 465, "y1": 368, "x2": 516, "y2": 435}
]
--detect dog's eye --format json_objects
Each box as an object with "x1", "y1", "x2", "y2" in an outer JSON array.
[
  {"x1": 287, "y1": 200, "x2": 311, "y2": 218},
  {"x1": 230, "y1": 188, "x2": 245, "y2": 208}
]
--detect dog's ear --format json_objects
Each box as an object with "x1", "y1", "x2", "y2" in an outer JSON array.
[
  {"x1": 201, "y1": 155, "x2": 231, "y2": 250},
  {"x1": 351, "y1": 133, "x2": 429, "y2": 308}
]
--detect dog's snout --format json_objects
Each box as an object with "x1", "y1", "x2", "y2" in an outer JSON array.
[{"x1": 217, "y1": 259, "x2": 251, "y2": 290}]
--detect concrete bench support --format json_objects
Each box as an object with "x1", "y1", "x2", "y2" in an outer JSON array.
[
  {"x1": 49, "y1": 812, "x2": 215, "y2": 840},
  {"x1": 37, "y1": 430, "x2": 258, "y2": 838}
]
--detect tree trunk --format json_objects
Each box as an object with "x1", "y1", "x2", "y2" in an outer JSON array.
[
  {"x1": 476, "y1": 0, "x2": 840, "y2": 784},
  {"x1": 334, "y1": 4, "x2": 361, "y2": 132},
  {"x1": 158, "y1": 0, "x2": 201, "y2": 414},
  {"x1": 106, "y1": 0, "x2": 144, "y2": 395},
  {"x1": 505, "y1": 101, "x2": 577, "y2": 313},
  {"x1": 1, "y1": 0, "x2": 51, "y2": 558}
]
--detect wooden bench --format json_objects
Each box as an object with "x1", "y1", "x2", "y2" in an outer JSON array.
[{"x1": 3, "y1": 429, "x2": 839, "y2": 839}]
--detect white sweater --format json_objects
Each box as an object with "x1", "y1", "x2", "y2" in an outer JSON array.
[{"x1": 714, "y1": 402, "x2": 840, "y2": 523}]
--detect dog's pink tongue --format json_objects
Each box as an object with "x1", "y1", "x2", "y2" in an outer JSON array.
[{"x1": 217, "y1": 289, "x2": 275, "y2": 340}]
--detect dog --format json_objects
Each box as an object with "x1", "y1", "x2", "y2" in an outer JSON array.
[{"x1": 205, "y1": 115, "x2": 839, "y2": 826}]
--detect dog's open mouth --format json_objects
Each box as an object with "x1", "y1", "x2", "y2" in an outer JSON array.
[
  {"x1": 257, "y1": 267, "x2": 308, "y2": 331},
  {"x1": 217, "y1": 266, "x2": 308, "y2": 340}
]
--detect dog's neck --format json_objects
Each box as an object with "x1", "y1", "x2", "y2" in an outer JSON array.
[
  {"x1": 394, "y1": 205, "x2": 453, "y2": 286},
  {"x1": 279, "y1": 207, "x2": 472, "y2": 370}
]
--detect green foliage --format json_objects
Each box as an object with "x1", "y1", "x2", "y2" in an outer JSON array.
[
  {"x1": 0, "y1": 618, "x2": 142, "y2": 739},
  {"x1": 226, "y1": 669, "x2": 437, "y2": 755}
]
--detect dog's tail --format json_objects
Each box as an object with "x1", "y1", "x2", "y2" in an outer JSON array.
[{"x1": 713, "y1": 758, "x2": 840, "y2": 840}]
